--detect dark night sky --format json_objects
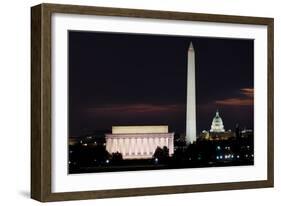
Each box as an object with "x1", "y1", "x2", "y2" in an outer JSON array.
[{"x1": 68, "y1": 31, "x2": 254, "y2": 137}]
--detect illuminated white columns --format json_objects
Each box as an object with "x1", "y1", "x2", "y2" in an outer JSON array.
[{"x1": 105, "y1": 133, "x2": 174, "y2": 159}]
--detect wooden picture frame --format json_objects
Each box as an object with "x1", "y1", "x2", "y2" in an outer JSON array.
[{"x1": 31, "y1": 3, "x2": 274, "y2": 202}]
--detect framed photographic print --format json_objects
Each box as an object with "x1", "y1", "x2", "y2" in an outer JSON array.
[{"x1": 31, "y1": 3, "x2": 274, "y2": 202}]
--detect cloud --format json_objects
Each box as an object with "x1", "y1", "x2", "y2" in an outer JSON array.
[
  {"x1": 215, "y1": 98, "x2": 253, "y2": 106},
  {"x1": 86, "y1": 103, "x2": 185, "y2": 115},
  {"x1": 215, "y1": 88, "x2": 254, "y2": 106},
  {"x1": 240, "y1": 88, "x2": 254, "y2": 98}
]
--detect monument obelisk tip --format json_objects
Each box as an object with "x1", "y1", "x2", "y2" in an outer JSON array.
[{"x1": 189, "y1": 41, "x2": 194, "y2": 50}]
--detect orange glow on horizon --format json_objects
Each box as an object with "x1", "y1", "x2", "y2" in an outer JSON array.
[{"x1": 215, "y1": 88, "x2": 254, "y2": 106}]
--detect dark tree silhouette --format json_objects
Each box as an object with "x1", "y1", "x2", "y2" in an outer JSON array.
[
  {"x1": 111, "y1": 152, "x2": 123, "y2": 164},
  {"x1": 153, "y1": 146, "x2": 169, "y2": 163}
]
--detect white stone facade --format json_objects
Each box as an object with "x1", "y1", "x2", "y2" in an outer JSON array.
[
  {"x1": 186, "y1": 42, "x2": 197, "y2": 143},
  {"x1": 105, "y1": 133, "x2": 174, "y2": 159},
  {"x1": 210, "y1": 110, "x2": 225, "y2": 133}
]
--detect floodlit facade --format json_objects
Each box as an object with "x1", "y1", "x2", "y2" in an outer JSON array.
[
  {"x1": 105, "y1": 126, "x2": 174, "y2": 159},
  {"x1": 200, "y1": 110, "x2": 234, "y2": 141},
  {"x1": 186, "y1": 42, "x2": 197, "y2": 143},
  {"x1": 210, "y1": 110, "x2": 225, "y2": 132}
]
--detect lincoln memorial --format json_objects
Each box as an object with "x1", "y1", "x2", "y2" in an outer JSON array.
[{"x1": 105, "y1": 126, "x2": 174, "y2": 159}]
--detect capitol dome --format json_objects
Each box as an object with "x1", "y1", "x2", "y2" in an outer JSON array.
[{"x1": 210, "y1": 110, "x2": 225, "y2": 133}]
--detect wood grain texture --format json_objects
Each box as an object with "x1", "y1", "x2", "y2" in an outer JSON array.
[
  {"x1": 267, "y1": 20, "x2": 274, "y2": 187},
  {"x1": 31, "y1": 4, "x2": 42, "y2": 201},
  {"x1": 31, "y1": 3, "x2": 274, "y2": 202}
]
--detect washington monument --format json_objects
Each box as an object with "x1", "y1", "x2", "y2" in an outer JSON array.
[{"x1": 186, "y1": 42, "x2": 197, "y2": 143}]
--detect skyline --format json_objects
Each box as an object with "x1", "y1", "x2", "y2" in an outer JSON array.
[{"x1": 68, "y1": 31, "x2": 254, "y2": 137}]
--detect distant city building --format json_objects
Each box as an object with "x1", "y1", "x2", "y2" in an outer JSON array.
[
  {"x1": 68, "y1": 131, "x2": 107, "y2": 146},
  {"x1": 105, "y1": 126, "x2": 174, "y2": 159},
  {"x1": 241, "y1": 129, "x2": 253, "y2": 138}
]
